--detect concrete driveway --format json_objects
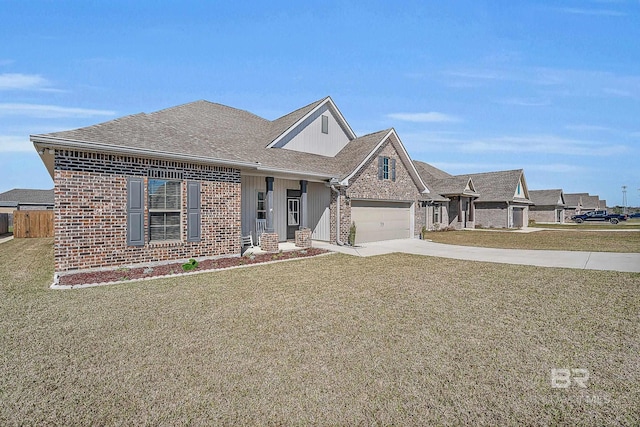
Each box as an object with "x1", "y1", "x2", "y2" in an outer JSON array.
[{"x1": 314, "y1": 239, "x2": 640, "y2": 273}]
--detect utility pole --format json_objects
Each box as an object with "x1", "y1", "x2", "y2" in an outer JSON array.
[{"x1": 621, "y1": 186, "x2": 627, "y2": 214}]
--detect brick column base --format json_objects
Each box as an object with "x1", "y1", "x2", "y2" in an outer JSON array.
[
  {"x1": 260, "y1": 232, "x2": 279, "y2": 253},
  {"x1": 295, "y1": 228, "x2": 312, "y2": 248}
]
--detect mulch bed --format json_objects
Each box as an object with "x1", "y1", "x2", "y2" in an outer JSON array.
[{"x1": 57, "y1": 247, "x2": 329, "y2": 287}]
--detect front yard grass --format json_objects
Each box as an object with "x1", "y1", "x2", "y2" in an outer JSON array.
[
  {"x1": 1, "y1": 238, "x2": 638, "y2": 425},
  {"x1": 426, "y1": 229, "x2": 640, "y2": 253}
]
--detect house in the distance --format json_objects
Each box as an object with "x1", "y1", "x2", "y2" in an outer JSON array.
[
  {"x1": 465, "y1": 170, "x2": 533, "y2": 228},
  {"x1": 413, "y1": 161, "x2": 479, "y2": 230},
  {"x1": 528, "y1": 189, "x2": 566, "y2": 223},
  {"x1": 0, "y1": 188, "x2": 54, "y2": 213},
  {"x1": 564, "y1": 193, "x2": 601, "y2": 217},
  {"x1": 31, "y1": 97, "x2": 433, "y2": 275}
]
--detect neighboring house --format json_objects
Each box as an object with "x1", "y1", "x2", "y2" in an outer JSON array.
[
  {"x1": 31, "y1": 97, "x2": 433, "y2": 274},
  {"x1": 564, "y1": 193, "x2": 583, "y2": 216},
  {"x1": 464, "y1": 170, "x2": 533, "y2": 228},
  {"x1": 413, "y1": 161, "x2": 479, "y2": 230},
  {"x1": 528, "y1": 189, "x2": 566, "y2": 223},
  {"x1": 565, "y1": 193, "x2": 600, "y2": 216},
  {"x1": 0, "y1": 188, "x2": 54, "y2": 219},
  {"x1": 599, "y1": 199, "x2": 607, "y2": 210},
  {"x1": 581, "y1": 194, "x2": 600, "y2": 212}
]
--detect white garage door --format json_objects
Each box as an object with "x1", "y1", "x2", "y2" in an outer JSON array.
[{"x1": 350, "y1": 200, "x2": 411, "y2": 244}]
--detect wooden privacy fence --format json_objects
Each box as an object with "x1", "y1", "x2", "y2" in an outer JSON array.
[{"x1": 13, "y1": 210, "x2": 54, "y2": 238}]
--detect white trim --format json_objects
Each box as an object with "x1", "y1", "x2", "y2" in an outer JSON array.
[
  {"x1": 266, "y1": 97, "x2": 357, "y2": 149},
  {"x1": 340, "y1": 129, "x2": 430, "y2": 194}
]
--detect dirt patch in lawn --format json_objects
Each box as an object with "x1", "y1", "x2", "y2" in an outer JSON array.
[{"x1": 57, "y1": 247, "x2": 329, "y2": 287}]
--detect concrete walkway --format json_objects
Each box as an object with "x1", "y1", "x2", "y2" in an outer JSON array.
[{"x1": 314, "y1": 239, "x2": 640, "y2": 273}]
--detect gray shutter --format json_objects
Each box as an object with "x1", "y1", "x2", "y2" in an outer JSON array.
[
  {"x1": 377, "y1": 156, "x2": 384, "y2": 180},
  {"x1": 391, "y1": 158, "x2": 396, "y2": 182},
  {"x1": 127, "y1": 177, "x2": 145, "y2": 246},
  {"x1": 187, "y1": 181, "x2": 201, "y2": 242}
]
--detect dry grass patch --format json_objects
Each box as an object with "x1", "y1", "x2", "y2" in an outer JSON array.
[
  {"x1": 1, "y1": 238, "x2": 638, "y2": 425},
  {"x1": 426, "y1": 230, "x2": 640, "y2": 252}
]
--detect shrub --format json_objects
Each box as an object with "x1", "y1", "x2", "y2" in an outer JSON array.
[
  {"x1": 181, "y1": 258, "x2": 199, "y2": 271},
  {"x1": 348, "y1": 222, "x2": 357, "y2": 246}
]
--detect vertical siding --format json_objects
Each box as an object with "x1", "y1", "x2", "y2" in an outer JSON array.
[
  {"x1": 308, "y1": 182, "x2": 331, "y2": 241},
  {"x1": 276, "y1": 107, "x2": 350, "y2": 157},
  {"x1": 242, "y1": 175, "x2": 331, "y2": 242}
]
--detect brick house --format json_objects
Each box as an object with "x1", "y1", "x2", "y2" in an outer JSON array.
[
  {"x1": 528, "y1": 189, "x2": 566, "y2": 223},
  {"x1": 31, "y1": 97, "x2": 432, "y2": 275},
  {"x1": 465, "y1": 170, "x2": 533, "y2": 228},
  {"x1": 412, "y1": 161, "x2": 479, "y2": 230}
]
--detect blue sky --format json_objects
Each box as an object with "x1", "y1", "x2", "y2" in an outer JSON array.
[{"x1": 1, "y1": 0, "x2": 639, "y2": 206}]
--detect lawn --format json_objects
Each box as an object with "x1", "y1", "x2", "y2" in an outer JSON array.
[
  {"x1": 530, "y1": 218, "x2": 640, "y2": 230},
  {"x1": 426, "y1": 229, "x2": 640, "y2": 253},
  {"x1": 1, "y1": 238, "x2": 638, "y2": 425}
]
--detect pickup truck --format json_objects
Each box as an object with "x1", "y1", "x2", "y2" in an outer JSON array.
[{"x1": 571, "y1": 210, "x2": 628, "y2": 224}]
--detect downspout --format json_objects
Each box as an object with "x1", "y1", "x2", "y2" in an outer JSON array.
[{"x1": 330, "y1": 183, "x2": 344, "y2": 246}]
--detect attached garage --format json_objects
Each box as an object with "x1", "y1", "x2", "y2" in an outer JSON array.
[{"x1": 350, "y1": 200, "x2": 412, "y2": 244}]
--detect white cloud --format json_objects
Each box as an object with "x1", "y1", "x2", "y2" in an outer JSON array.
[
  {"x1": 0, "y1": 103, "x2": 116, "y2": 118},
  {"x1": 564, "y1": 124, "x2": 615, "y2": 132},
  {"x1": 0, "y1": 73, "x2": 51, "y2": 90},
  {"x1": 497, "y1": 98, "x2": 551, "y2": 107},
  {"x1": 387, "y1": 112, "x2": 461, "y2": 123},
  {"x1": 457, "y1": 135, "x2": 627, "y2": 156},
  {"x1": 525, "y1": 163, "x2": 587, "y2": 173},
  {"x1": 554, "y1": 7, "x2": 626, "y2": 16},
  {"x1": 0, "y1": 136, "x2": 34, "y2": 153}
]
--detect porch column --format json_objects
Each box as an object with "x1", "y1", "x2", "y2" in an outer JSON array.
[
  {"x1": 458, "y1": 197, "x2": 462, "y2": 222},
  {"x1": 265, "y1": 176, "x2": 274, "y2": 233},
  {"x1": 469, "y1": 198, "x2": 474, "y2": 221},
  {"x1": 300, "y1": 180, "x2": 308, "y2": 229}
]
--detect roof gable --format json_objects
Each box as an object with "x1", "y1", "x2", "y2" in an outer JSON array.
[
  {"x1": 529, "y1": 189, "x2": 565, "y2": 207},
  {"x1": 466, "y1": 169, "x2": 531, "y2": 203},
  {"x1": 266, "y1": 97, "x2": 356, "y2": 153},
  {"x1": 337, "y1": 129, "x2": 429, "y2": 193},
  {"x1": 268, "y1": 101, "x2": 353, "y2": 157}
]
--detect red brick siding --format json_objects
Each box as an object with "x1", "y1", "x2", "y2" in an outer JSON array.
[{"x1": 53, "y1": 151, "x2": 241, "y2": 272}]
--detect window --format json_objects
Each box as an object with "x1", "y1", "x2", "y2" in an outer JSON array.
[
  {"x1": 148, "y1": 179, "x2": 181, "y2": 241},
  {"x1": 433, "y1": 204, "x2": 441, "y2": 224},
  {"x1": 321, "y1": 115, "x2": 329, "y2": 134},
  {"x1": 377, "y1": 156, "x2": 396, "y2": 181},
  {"x1": 288, "y1": 198, "x2": 299, "y2": 226},
  {"x1": 257, "y1": 191, "x2": 266, "y2": 220}
]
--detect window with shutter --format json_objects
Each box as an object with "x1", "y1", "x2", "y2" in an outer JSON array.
[
  {"x1": 187, "y1": 181, "x2": 201, "y2": 242},
  {"x1": 127, "y1": 177, "x2": 145, "y2": 246}
]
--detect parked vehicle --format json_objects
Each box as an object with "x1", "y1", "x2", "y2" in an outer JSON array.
[
  {"x1": 571, "y1": 210, "x2": 628, "y2": 224},
  {"x1": 629, "y1": 212, "x2": 640, "y2": 219}
]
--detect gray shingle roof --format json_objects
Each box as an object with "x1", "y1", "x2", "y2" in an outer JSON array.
[
  {"x1": 33, "y1": 98, "x2": 383, "y2": 180},
  {"x1": 564, "y1": 193, "x2": 584, "y2": 208},
  {"x1": 529, "y1": 189, "x2": 565, "y2": 207},
  {"x1": 465, "y1": 169, "x2": 531, "y2": 203},
  {"x1": 581, "y1": 195, "x2": 600, "y2": 210},
  {"x1": 0, "y1": 188, "x2": 54, "y2": 205}
]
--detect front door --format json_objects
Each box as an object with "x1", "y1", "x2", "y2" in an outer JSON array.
[{"x1": 286, "y1": 189, "x2": 301, "y2": 240}]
